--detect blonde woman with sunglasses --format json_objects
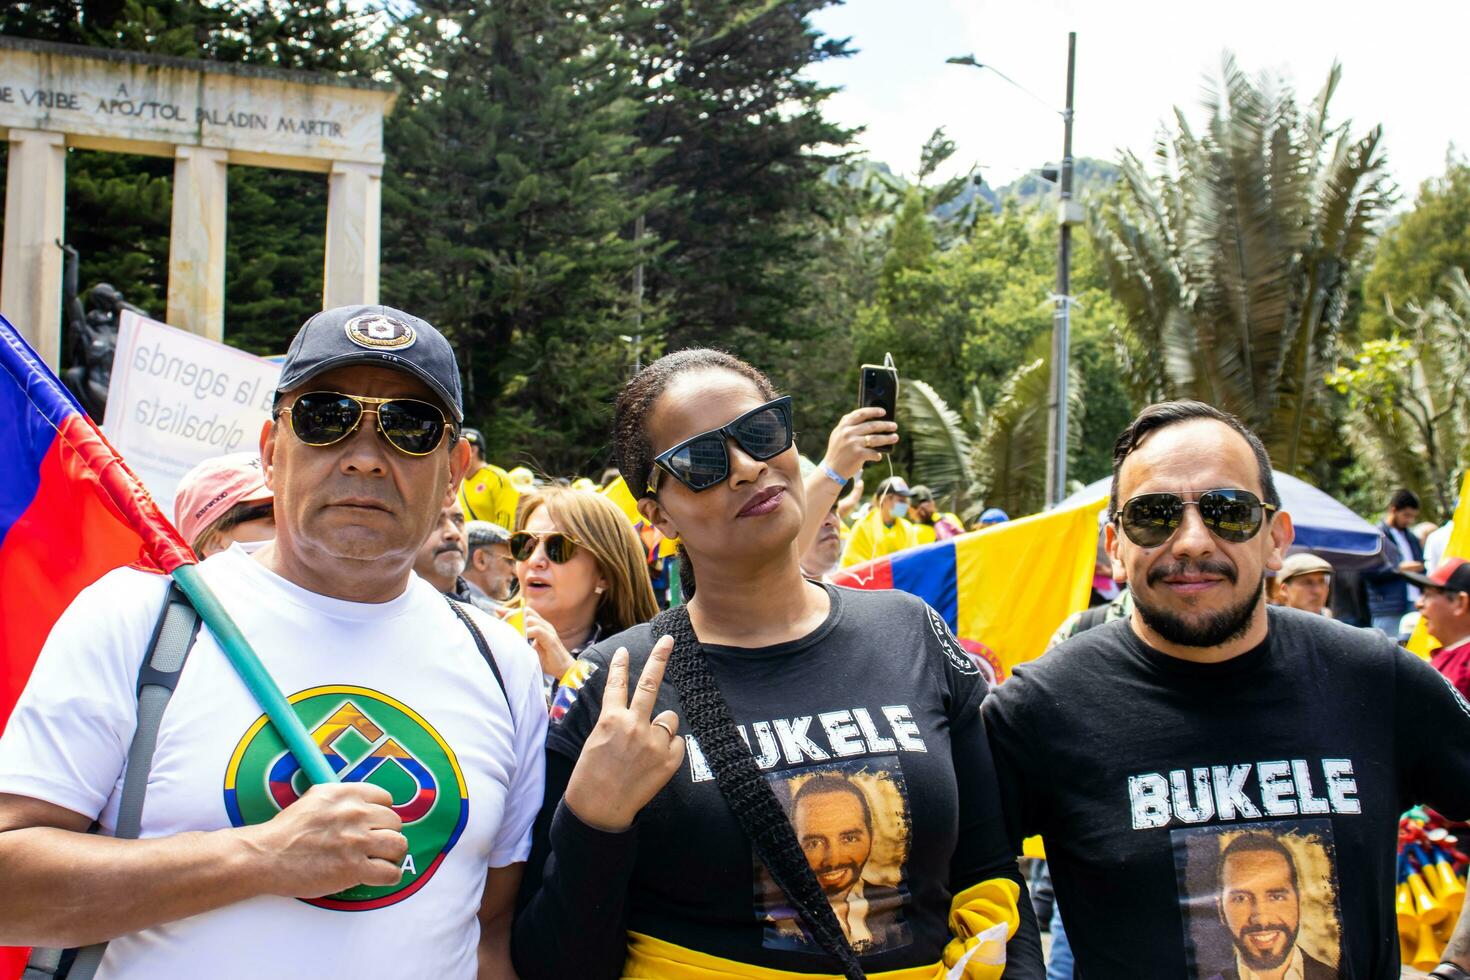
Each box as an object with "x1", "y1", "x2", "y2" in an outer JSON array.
[{"x1": 512, "y1": 487, "x2": 659, "y2": 699}]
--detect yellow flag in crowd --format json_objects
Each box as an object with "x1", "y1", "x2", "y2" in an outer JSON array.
[
  {"x1": 1407, "y1": 472, "x2": 1470, "y2": 658},
  {"x1": 835, "y1": 495, "x2": 1105, "y2": 682}
]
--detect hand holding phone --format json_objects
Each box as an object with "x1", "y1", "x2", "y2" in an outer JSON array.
[{"x1": 858, "y1": 363, "x2": 898, "y2": 452}]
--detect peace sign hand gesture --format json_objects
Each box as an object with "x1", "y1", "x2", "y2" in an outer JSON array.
[{"x1": 563, "y1": 636, "x2": 686, "y2": 833}]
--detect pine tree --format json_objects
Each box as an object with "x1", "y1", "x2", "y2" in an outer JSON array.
[
  {"x1": 622, "y1": 0, "x2": 854, "y2": 354},
  {"x1": 382, "y1": 1, "x2": 657, "y2": 473}
]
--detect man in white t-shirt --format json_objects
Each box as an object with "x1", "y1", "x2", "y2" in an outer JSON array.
[{"x1": 0, "y1": 305, "x2": 546, "y2": 979}]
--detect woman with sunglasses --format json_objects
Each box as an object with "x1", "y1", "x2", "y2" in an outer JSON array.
[
  {"x1": 513, "y1": 350, "x2": 1043, "y2": 980},
  {"x1": 512, "y1": 486, "x2": 659, "y2": 700}
]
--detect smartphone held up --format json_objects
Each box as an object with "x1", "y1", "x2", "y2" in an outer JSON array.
[{"x1": 858, "y1": 362, "x2": 898, "y2": 453}]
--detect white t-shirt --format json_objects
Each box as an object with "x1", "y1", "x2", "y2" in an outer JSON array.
[
  {"x1": 1427, "y1": 521, "x2": 1454, "y2": 573},
  {"x1": 0, "y1": 546, "x2": 547, "y2": 980}
]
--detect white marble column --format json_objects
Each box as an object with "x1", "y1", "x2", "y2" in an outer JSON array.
[
  {"x1": 166, "y1": 145, "x2": 228, "y2": 342},
  {"x1": 1, "y1": 128, "x2": 67, "y2": 368},
  {"x1": 323, "y1": 160, "x2": 382, "y2": 310}
]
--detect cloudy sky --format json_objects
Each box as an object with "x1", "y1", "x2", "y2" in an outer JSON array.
[{"x1": 804, "y1": 0, "x2": 1468, "y2": 203}]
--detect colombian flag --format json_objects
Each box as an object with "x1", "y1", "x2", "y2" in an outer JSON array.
[
  {"x1": 833, "y1": 496, "x2": 1107, "y2": 681},
  {"x1": 0, "y1": 316, "x2": 197, "y2": 977}
]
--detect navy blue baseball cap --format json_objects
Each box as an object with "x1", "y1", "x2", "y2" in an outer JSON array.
[{"x1": 274, "y1": 305, "x2": 464, "y2": 421}]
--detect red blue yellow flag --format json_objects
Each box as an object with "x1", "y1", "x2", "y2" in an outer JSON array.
[
  {"x1": 833, "y1": 497, "x2": 1107, "y2": 681},
  {"x1": 1, "y1": 315, "x2": 198, "y2": 977},
  {"x1": 0, "y1": 315, "x2": 196, "y2": 734}
]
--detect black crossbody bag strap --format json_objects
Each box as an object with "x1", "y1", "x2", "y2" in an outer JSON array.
[
  {"x1": 650, "y1": 606, "x2": 866, "y2": 980},
  {"x1": 445, "y1": 595, "x2": 513, "y2": 730},
  {"x1": 25, "y1": 582, "x2": 201, "y2": 980}
]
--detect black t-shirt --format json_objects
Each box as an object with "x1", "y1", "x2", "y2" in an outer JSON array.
[
  {"x1": 983, "y1": 606, "x2": 1470, "y2": 979},
  {"x1": 512, "y1": 584, "x2": 1044, "y2": 978}
]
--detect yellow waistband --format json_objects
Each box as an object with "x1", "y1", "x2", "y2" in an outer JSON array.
[
  {"x1": 618, "y1": 877, "x2": 1020, "y2": 980},
  {"x1": 621, "y1": 932, "x2": 938, "y2": 980}
]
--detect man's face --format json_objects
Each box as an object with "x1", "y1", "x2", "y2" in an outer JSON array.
[
  {"x1": 1219, "y1": 849, "x2": 1300, "y2": 970},
  {"x1": 414, "y1": 501, "x2": 467, "y2": 592},
  {"x1": 801, "y1": 506, "x2": 842, "y2": 577},
  {"x1": 469, "y1": 541, "x2": 517, "y2": 601},
  {"x1": 1108, "y1": 419, "x2": 1292, "y2": 650},
  {"x1": 914, "y1": 499, "x2": 936, "y2": 522},
  {"x1": 1417, "y1": 586, "x2": 1470, "y2": 645},
  {"x1": 263, "y1": 365, "x2": 468, "y2": 575},
  {"x1": 1390, "y1": 505, "x2": 1419, "y2": 530},
  {"x1": 1279, "y1": 572, "x2": 1330, "y2": 614},
  {"x1": 794, "y1": 788, "x2": 872, "y2": 898}
]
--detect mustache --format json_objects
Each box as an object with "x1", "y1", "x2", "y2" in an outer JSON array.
[
  {"x1": 435, "y1": 544, "x2": 464, "y2": 555},
  {"x1": 1239, "y1": 924, "x2": 1287, "y2": 937},
  {"x1": 1146, "y1": 558, "x2": 1238, "y2": 587}
]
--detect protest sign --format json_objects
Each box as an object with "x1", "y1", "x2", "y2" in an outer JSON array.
[{"x1": 103, "y1": 311, "x2": 280, "y2": 507}]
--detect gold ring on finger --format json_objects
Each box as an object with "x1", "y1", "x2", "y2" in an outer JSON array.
[
  {"x1": 863, "y1": 435, "x2": 872, "y2": 448},
  {"x1": 652, "y1": 719, "x2": 677, "y2": 739}
]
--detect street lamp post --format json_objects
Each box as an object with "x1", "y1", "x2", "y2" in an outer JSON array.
[
  {"x1": 1050, "y1": 32, "x2": 1078, "y2": 508},
  {"x1": 948, "y1": 32, "x2": 1078, "y2": 507}
]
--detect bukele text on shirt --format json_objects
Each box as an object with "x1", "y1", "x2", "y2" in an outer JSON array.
[{"x1": 683, "y1": 706, "x2": 928, "y2": 783}]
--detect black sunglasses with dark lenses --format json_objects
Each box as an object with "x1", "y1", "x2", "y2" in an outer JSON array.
[
  {"x1": 282, "y1": 391, "x2": 451, "y2": 457},
  {"x1": 648, "y1": 396, "x2": 795, "y2": 494},
  {"x1": 509, "y1": 531, "x2": 580, "y2": 564},
  {"x1": 1117, "y1": 488, "x2": 1277, "y2": 548}
]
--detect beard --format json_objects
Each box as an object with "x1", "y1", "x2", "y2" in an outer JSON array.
[
  {"x1": 432, "y1": 549, "x2": 466, "y2": 579},
  {"x1": 1233, "y1": 920, "x2": 1299, "y2": 970},
  {"x1": 1133, "y1": 559, "x2": 1262, "y2": 648}
]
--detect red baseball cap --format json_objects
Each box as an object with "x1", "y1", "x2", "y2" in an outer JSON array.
[
  {"x1": 174, "y1": 453, "x2": 274, "y2": 547},
  {"x1": 1402, "y1": 556, "x2": 1470, "y2": 594}
]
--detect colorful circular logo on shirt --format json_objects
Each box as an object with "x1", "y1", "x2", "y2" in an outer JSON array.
[{"x1": 223, "y1": 685, "x2": 468, "y2": 911}]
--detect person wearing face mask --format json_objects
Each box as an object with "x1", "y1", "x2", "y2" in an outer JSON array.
[
  {"x1": 840, "y1": 476, "x2": 919, "y2": 569},
  {"x1": 511, "y1": 486, "x2": 659, "y2": 701},
  {"x1": 173, "y1": 452, "x2": 277, "y2": 559},
  {"x1": 513, "y1": 349, "x2": 1042, "y2": 980}
]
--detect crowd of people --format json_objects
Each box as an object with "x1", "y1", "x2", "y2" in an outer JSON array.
[{"x1": 2, "y1": 303, "x2": 1470, "y2": 980}]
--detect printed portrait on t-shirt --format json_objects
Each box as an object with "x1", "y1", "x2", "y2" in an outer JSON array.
[
  {"x1": 1172, "y1": 820, "x2": 1344, "y2": 979},
  {"x1": 753, "y1": 757, "x2": 914, "y2": 955}
]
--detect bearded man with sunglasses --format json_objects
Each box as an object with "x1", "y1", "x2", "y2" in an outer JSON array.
[
  {"x1": 983, "y1": 400, "x2": 1470, "y2": 979},
  {"x1": 0, "y1": 306, "x2": 546, "y2": 980}
]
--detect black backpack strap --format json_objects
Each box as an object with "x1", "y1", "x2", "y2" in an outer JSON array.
[
  {"x1": 27, "y1": 581, "x2": 201, "y2": 980},
  {"x1": 652, "y1": 606, "x2": 866, "y2": 980},
  {"x1": 445, "y1": 595, "x2": 513, "y2": 727}
]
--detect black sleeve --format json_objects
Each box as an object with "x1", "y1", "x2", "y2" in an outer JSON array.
[
  {"x1": 512, "y1": 649, "x2": 640, "y2": 980},
  {"x1": 1396, "y1": 646, "x2": 1470, "y2": 818},
  {"x1": 979, "y1": 668, "x2": 1045, "y2": 853},
  {"x1": 926, "y1": 604, "x2": 1045, "y2": 978},
  {"x1": 950, "y1": 702, "x2": 1045, "y2": 977}
]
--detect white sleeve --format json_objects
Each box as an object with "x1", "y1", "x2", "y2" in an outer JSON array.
[
  {"x1": 477, "y1": 615, "x2": 548, "y2": 868},
  {"x1": 0, "y1": 568, "x2": 170, "y2": 819}
]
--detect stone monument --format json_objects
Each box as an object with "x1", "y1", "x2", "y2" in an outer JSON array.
[{"x1": 0, "y1": 37, "x2": 397, "y2": 368}]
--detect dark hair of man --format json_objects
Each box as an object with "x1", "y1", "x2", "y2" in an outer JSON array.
[
  {"x1": 793, "y1": 775, "x2": 873, "y2": 837},
  {"x1": 1111, "y1": 400, "x2": 1280, "y2": 516},
  {"x1": 1217, "y1": 832, "x2": 1299, "y2": 896},
  {"x1": 612, "y1": 348, "x2": 780, "y2": 599},
  {"x1": 1389, "y1": 488, "x2": 1421, "y2": 511}
]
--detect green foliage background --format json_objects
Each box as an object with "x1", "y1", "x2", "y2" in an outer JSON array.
[{"x1": 6, "y1": 3, "x2": 1470, "y2": 519}]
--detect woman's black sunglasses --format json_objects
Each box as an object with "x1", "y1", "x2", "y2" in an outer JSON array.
[
  {"x1": 647, "y1": 396, "x2": 795, "y2": 494},
  {"x1": 279, "y1": 391, "x2": 452, "y2": 457},
  {"x1": 509, "y1": 530, "x2": 581, "y2": 564},
  {"x1": 1115, "y1": 488, "x2": 1276, "y2": 549}
]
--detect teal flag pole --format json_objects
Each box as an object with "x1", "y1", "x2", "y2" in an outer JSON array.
[{"x1": 171, "y1": 563, "x2": 338, "y2": 786}]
